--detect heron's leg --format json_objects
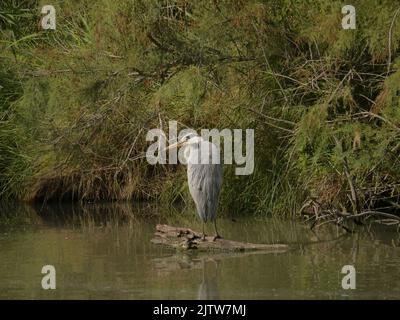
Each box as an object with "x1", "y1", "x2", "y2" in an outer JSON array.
[
  {"x1": 213, "y1": 219, "x2": 221, "y2": 240},
  {"x1": 201, "y1": 221, "x2": 206, "y2": 240}
]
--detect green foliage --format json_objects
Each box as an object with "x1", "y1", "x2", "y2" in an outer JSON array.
[{"x1": 1, "y1": 0, "x2": 400, "y2": 217}]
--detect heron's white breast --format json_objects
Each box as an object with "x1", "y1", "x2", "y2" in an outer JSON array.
[{"x1": 186, "y1": 140, "x2": 220, "y2": 165}]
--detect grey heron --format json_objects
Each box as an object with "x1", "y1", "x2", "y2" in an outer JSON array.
[{"x1": 167, "y1": 132, "x2": 223, "y2": 239}]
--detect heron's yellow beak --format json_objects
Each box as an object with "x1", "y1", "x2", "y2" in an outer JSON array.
[{"x1": 165, "y1": 141, "x2": 185, "y2": 150}]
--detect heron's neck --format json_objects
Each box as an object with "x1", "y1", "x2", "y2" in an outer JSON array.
[{"x1": 184, "y1": 144, "x2": 197, "y2": 162}]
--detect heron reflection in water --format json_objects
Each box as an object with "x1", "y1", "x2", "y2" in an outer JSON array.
[{"x1": 197, "y1": 259, "x2": 219, "y2": 300}]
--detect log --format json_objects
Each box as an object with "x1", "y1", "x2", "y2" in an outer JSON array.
[{"x1": 151, "y1": 224, "x2": 289, "y2": 252}]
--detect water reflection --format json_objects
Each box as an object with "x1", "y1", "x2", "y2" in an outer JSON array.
[
  {"x1": 151, "y1": 253, "x2": 221, "y2": 299},
  {"x1": 197, "y1": 259, "x2": 219, "y2": 300},
  {"x1": 0, "y1": 201, "x2": 400, "y2": 299}
]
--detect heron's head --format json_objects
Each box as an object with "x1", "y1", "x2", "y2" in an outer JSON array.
[{"x1": 166, "y1": 132, "x2": 202, "y2": 150}]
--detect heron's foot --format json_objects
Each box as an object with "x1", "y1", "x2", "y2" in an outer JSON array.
[{"x1": 213, "y1": 234, "x2": 222, "y2": 241}]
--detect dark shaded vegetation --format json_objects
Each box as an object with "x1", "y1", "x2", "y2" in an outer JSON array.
[{"x1": 1, "y1": 0, "x2": 400, "y2": 226}]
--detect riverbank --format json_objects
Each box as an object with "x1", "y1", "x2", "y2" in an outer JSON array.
[{"x1": 1, "y1": 1, "x2": 400, "y2": 220}]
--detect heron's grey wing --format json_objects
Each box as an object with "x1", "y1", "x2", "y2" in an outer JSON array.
[
  {"x1": 187, "y1": 163, "x2": 223, "y2": 221},
  {"x1": 187, "y1": 164, "x2": 207, "y2": 220},
  {"x1": 206, "y1": 163, "x2": 223, "y2": 220}
]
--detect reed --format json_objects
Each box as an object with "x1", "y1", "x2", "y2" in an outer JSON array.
[{"x1": 1, "y1": 0, "x2": 400, "y2": 220}]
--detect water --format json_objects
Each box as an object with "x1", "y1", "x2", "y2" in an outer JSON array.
[{"x1": 1, "y1": 202, "x2": 400, "y2": 299}]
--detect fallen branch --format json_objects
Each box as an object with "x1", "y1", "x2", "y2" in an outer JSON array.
[
  {"x1": 301, "y1": 198, "x2": 400, "y2": 232},
  {"x1": 151, "y1": 224, "x2": 289, "y2": 252}
]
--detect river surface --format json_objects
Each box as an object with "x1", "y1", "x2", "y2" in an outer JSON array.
[{"x1": 0, "y1": 202, "x2": 400, "y2": 299}]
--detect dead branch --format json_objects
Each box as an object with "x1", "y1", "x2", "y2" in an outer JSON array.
[{"x1": 151, "y1": 224, "x2": 289, "y2": 252}]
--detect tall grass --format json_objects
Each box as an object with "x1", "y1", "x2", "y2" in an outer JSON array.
[{"x1": 1, "y1": 0, "x2": 400, "y2": 218}]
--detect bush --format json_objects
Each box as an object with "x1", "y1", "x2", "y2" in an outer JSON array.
[{"x1": 1, "y1": 0, "x2": 400, "y2": 219}]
